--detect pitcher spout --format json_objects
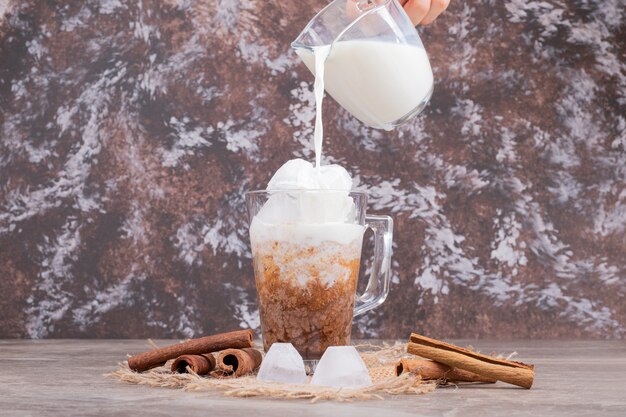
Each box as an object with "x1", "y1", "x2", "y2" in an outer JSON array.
[{"x1": 291, "y1": 0, "x2": 390, "y2": 51}]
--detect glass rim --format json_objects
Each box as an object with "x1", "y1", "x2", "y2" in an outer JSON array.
[
  {"x1": 245, "y1": 189, "x2": 368, "y2": 196},
  {"x1": 291, "y1": 0, "x2": 393, "y2": 52}
]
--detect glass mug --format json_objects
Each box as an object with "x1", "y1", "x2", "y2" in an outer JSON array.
[
  {"x1": 292, "y1": 0, "x2": 434, "y2": 130},
  {"x1": 245, "y1": 190, "x2": 392, "y2": 364}
]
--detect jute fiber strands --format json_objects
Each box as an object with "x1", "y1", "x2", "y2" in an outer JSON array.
[{"x1": 110, "y1": 343, "x2": 436, "y2": 402}]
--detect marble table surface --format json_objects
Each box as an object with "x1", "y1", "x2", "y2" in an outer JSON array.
[{"x1": 1, "y1": 339, "x2": 625, "y2": 416}]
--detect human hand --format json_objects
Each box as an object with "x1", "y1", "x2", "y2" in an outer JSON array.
[{"x1": 399, "y1": 0, "x2": 450, "y2": 26}]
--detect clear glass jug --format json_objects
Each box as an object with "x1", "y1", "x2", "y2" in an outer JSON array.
[
  {"x1": 246, "y1": 190, "x2": 393, "y2": 362},
  {"x1": 292, "y1": 0, "x2": 434, "y2": 130}
]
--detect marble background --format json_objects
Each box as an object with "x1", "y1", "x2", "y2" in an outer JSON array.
[{"x1": 0, "y1": 0, "x2": 624, "y2": 339}]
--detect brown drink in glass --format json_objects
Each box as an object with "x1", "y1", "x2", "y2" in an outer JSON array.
[{"x1": 246, "y1": 190, "x2": 392, "y2": 364}]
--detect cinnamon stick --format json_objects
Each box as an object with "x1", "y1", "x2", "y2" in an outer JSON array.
[
  {"x1": 407, "y1": 333, "x2": 535, "y2": 389},
  {"x1": 128, "y1": 330, "x2": 254, "y2": 372},
  {"x1": 217, "y1": 348, "x2": 263, "y2": 377},
  {"x1": 396, "y1": 358, "x2": 496, "y2": 383},
  {"x1": 171, "y1": 354, "x2": 216, "y2": 375}
]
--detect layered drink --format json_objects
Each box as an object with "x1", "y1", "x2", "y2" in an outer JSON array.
[{"x1": 248, "y1": 160, "x2": 366, "y2": 360}]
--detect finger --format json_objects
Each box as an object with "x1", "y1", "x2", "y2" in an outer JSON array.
[
  {"x1": 403, "y1": 0, "x2": 431, "y2": 26},
  {"x1": 420, "y1": 0, "x2": 450, "y2": 25},
  {"x1": 346, "y1": 0, "x2": 361, "y2": 19}
]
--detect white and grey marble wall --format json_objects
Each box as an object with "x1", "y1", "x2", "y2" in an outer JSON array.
[{"x1": 0, "y1": 0, "x2": 624, "y2": 339}]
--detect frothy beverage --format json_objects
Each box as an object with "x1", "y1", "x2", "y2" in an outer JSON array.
[
  {"x1": 251, "y1": 232, "x2": 363, "y2": 359},
  {"x1": 249, "y1": 160, "x2": 366, "y2": 359},
  {"x1": 298, "y1": 40, "x2": 433, "y2": 129}
]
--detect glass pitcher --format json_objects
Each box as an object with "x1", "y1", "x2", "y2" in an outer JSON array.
[{"x1": 292, "y1": 0, "x2": 434, "y2": 130}]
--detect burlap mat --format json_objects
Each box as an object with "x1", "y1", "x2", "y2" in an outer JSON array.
[{"x1": 109, "y1": 342, "x2": 437, "y2": 402}]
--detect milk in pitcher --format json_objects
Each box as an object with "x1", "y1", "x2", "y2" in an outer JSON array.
[{"x1": 297, "y1": 40, "x2": 433, "y2": 130}]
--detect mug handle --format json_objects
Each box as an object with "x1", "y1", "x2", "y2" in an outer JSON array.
[{"x1": 354, "y1": 215, "x2": 393, "y2": 316}]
